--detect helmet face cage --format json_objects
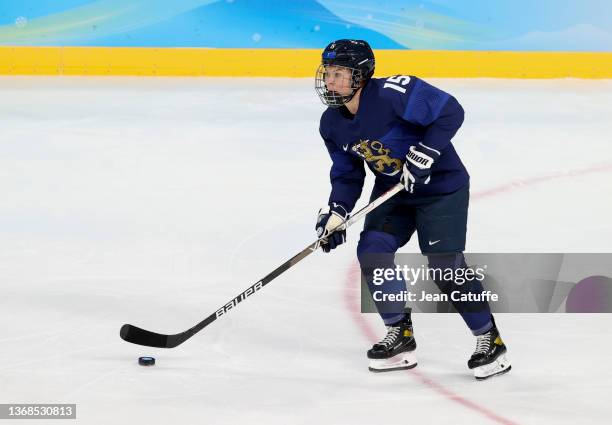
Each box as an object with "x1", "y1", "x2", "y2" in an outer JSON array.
[{"x1": 315, "y1": 64, "x2": 364, "y2": 108}]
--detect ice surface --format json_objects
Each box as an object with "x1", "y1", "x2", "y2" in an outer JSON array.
[{"x1": 1, "y1": 77, "x2": 611, "y2": 424}]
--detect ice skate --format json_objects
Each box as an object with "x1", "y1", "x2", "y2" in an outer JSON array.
[
  {"x1": 468, "y1": 325, "x2": 511, "y2": 380},
  {"x1": 367, "y1": 311, "x2": 417, "y2": 372}
]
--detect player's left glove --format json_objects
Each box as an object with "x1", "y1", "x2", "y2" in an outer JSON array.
[
  {"x1": 315, "y1": 202, "x2": 349, "y2": 253},
  {"x1": 401, "y1": 143, "x2": 441, "y2": 193}
]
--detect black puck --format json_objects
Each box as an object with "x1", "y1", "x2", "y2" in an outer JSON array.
[{"x1": 138, "y1": 356, "x2": 155, "y2": 366}]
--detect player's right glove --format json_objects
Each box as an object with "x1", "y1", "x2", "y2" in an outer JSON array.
[
  {"x1": 315, "y1": 202, "x2": 349, "y2": 253},
  {"x1": 401, "y1": 142, "x2": 441, "y2": 193}
]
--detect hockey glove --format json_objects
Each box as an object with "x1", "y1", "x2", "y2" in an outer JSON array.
[
  {"x1": 315, "y1": 202, "x2": 349, "y2": 253},
  {"x1": 401, "y1": 142, "x2": 441, "y2": 193}
]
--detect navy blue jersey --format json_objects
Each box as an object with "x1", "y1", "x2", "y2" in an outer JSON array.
[{"x1": 319, "y1": 76, "x2": 469, "y2": 212}]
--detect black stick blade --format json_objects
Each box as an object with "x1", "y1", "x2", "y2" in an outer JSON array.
[{"x1": 120, "y1": 324, "x2": 170, "y2": 348}]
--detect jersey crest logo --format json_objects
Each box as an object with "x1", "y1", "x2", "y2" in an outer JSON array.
[{"x1": 352, "y1": 139, "x2": 402, "y2": 176}]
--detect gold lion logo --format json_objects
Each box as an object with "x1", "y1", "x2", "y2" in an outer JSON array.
[{"x1": 352, "y1": 139, "x2": 402, "y2": 176}]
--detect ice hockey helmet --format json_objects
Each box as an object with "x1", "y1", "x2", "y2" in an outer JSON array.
[{"x1": 315, "y1": 39, "x2": 375, "y2": 107}]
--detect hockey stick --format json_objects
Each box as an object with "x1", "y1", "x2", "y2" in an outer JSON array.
[{"x1": 120, "y1": 182, "x2": 404, "y2": 348}]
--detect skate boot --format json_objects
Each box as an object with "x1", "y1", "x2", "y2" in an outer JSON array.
[
  {"x1": 367, "y1": 310, "x2": 417, "y2": 372},
  {"x1": 468, "y1": 324, "x2": 511, "y2": 380}
]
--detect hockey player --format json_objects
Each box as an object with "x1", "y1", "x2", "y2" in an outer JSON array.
[{"x1": 314, "y1": 39, "x2": 511, "y2": 380}]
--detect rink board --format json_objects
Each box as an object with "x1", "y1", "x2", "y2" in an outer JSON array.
[{"x1": 1, "y1": 47, "x2": 612, "y2": 78}]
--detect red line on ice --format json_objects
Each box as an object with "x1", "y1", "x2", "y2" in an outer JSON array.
[
  {"x1": 343, "y1": 265, "x2": 519, "y2": 425},
  {"x1": 474, "y1": 161, "x2": 612, "y2": 199}
]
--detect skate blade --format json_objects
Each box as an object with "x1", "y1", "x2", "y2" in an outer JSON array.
[
  {"x1": 368, "y1": 350, "x2": 417, "y2": 373},
  {"x1": 474, "y1": 353, "x2": 511, "y2": 380}
]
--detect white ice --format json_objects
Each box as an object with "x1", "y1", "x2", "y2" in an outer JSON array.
[{"x1": 1, "y1": 77, "x2": 612, "y2": 425}]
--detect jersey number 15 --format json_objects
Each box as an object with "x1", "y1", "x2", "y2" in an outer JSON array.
[{"x1": 384, "y1": 75, "x2": 411, "y2": 94}]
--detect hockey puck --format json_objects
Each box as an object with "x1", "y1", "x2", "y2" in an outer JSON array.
[{"x1": 138, "y1": 356, "x2": 155, "y2": 366}]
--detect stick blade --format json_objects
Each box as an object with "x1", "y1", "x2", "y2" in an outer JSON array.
[{"x1": 120, "y1": 324, "x2": 170, "y2": 348}]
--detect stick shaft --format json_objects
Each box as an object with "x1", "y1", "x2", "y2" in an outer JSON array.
[{"x1": 120, "y1": 183, "x2": 404, "y2": 348}]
